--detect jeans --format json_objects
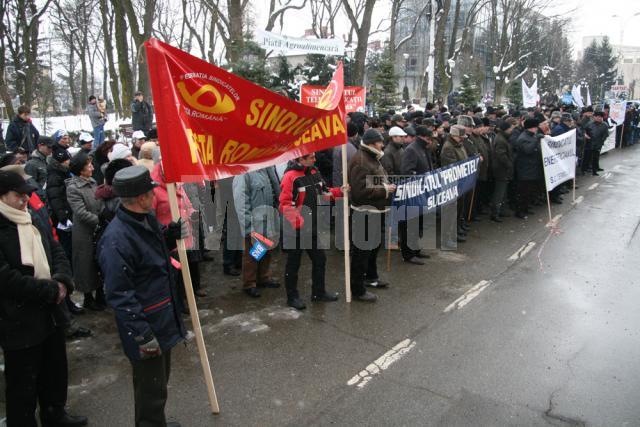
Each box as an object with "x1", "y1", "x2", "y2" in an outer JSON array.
[
  {"x1": 93, "y1": 125, "x2": 105, "y2": 148},
  {"x1": 284, "y1": 236, "x2": 327, "y2": 300}
]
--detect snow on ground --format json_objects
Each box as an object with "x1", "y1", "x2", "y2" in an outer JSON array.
[{"x1": 1, "y1": 113, "x2": 154, "y2": 138}]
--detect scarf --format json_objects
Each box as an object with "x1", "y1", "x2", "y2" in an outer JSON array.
[
  {"x1": 0, "y1": 200, "x2": 51, "y2": 279},
  {"x1": 360, "y1": 142, "x2": 384, "y2": 160}
]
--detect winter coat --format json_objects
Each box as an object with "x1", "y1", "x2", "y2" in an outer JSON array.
[
  {"x1": 0, "y1": 211, "x2": 73, "y2": 351},
  {"x1": 474, "y1": 135, "x2": 491, "y2": 182},
  {"x1": 550, "y1": 122, "x2": 571, "y2": 137},
  {"x1": 86, "y1": 103, "x2": 106, "y2": 128},
  {"x1": 279, "y1": 161, "x2": 341, "y2": 238},
  {"x1": 381, "y1": 141, "x2": 404, "y2": 176},
  {"x1": 401, "y1": 138, "x2": 434, "y2": 176},
  {"x1": 131, "y1": 100, "x2": 154, "y2": 132},
  {"x1": 492, "y1": 130, "x2": 514, "y2": 181},
  {"x1": 24, "y1": 149, "x2": 48, "y2": 201},
  {"x1": 5, "y1": 116, "x2": 39, "y2": 153},
  {"x1": 67, "y1": 175, "x2": 103, "y2": 293},
  {"x1": 94, "y1": 184, "x2": 120, "y2": 224},
  {"x1": 232, "y1": 167, "x2": 281, "y2": 239},
  {"x1": 333, "y1": 137, "x2": 359, "y2": 187},
  {"x1": 348, "y1": 144, "x2": 389, "y2": 213},
  {"x1": 513, "y1": 129, "x2": 543, "y2": 181},
  {"x1": 97, "y1": 208, "x2": 185, "y2": 361},
  {"x1": 440, "y1": 136, "x2": 468, "y2": 166},
  {"x1": 218, "y1": 177, "x2": 244, "y2": 251},
  {"x1": 586, "y1": 121, "x2": 610, "y2": 151},
  {"x1": 46, "y1": 159, "x2": 73, "y2": 226},
  {"x1": 150, "y1": 164, "x2": 196, "y2": 250}
]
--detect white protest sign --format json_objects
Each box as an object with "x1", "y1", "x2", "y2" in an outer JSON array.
[
  {"x1": 522, "y1": 79, "x2": 539, "y2": 108},
  {"x1": 541, "y1": 129, "x2": 576, "y2": 191},
  {"x1": 255, "y1": 29, "x2": 344, "y2": 56},
  {"x1": 601, "y1": 125, "x2": 617, "y2": 153},
  {"x1": 609, "y1": 102, "x2": 626, "y2": 125}
]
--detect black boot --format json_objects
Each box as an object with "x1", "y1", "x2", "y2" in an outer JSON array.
[
  {"x1": 95, "y1": 287, "x2": 107, "y2": 309},
  {"x1": 83, "y1": 293, "x2": 104, "y2": 311},
  {"x1": 40, "y1": 407, "x2": 88, "y2": 427}
]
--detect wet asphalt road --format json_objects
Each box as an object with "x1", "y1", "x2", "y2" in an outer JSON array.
[{"x1": 17, "y1": 145, "x2": 640, "y2": 426}]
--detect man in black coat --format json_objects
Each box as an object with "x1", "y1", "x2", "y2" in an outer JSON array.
[
  {"x1": 5, "y1": 105, "x2": 40, "y2": 154},
  {"x1": 131, "y1": 91, "x2": 154, "y2": 133},
  {"x1": 97, "y1": 166, "x2": 186, "y2": 427},
  {"x1": 398, "y1": 126, "x2": 435, "y2": 264},
  {"x1": 513, "y1": 118, "x2": 543, "y2": 219},
  {"x1": 491, "y1": 120, "x2": 515, "y2": 221},
  {"x1": 0, "y1": 170, "x2": 87, "y2": 427},
  {"x1": 585, "y1": 111, "x2": 610, "y2": 175}
]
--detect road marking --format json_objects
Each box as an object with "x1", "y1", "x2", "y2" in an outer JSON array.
[
  {"x1": 347, "y1": 339, "x2": 416, "y2": 389},
  {"x1": 546, "y1": 214, "x2": 562, "y2": 227},
  {"x1": 602, "y1": 172, "x2": 612, "y2": 179},
  {"x1": 508, "y1": 241, "x2": 536, "y2": 261},
  {"x1": 444, "y1": 280, "x2": 492, "y2": 313},
  {"x1": 588, "y1": 183, "x2": 599, "y2": 190},
  {"x1": 572, "y1": 195, "x2": 584, "y2": 205}
]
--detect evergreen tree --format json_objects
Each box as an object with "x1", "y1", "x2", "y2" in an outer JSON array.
[
  {"x1": 458, "y1": 73, "x2": 481, "y2": 108},
  {"x1": 506, "y1": 79, "x2": 522, "y2": 107},
  {"x1": 368, "y1": 47, "x2": 399, "y2": 113},
  {"x1": 269, "y1": 55, "x2": 297, "y2": 98},
  {"x1": 595, "y1": 37, "x2": 618, "y2": 99},
  {"x1": 301, "y1": 54, "x2": 338, "y2": 86},
  {"x1": 227, "y1": 40, "x2": 272, "y2": 88}
]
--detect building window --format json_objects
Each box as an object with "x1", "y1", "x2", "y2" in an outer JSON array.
[{"x1": 624, "y1": 58, "x2": 633, "y2": 63}]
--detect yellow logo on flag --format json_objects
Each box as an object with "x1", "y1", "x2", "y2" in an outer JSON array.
[{"x1": 177, "y1": 81, "x2": 236, "y2": 114}]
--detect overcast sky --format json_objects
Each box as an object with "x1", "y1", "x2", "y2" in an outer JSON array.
[{"x1": 253, "y1": 0, "x2": 640, "y2": 57}]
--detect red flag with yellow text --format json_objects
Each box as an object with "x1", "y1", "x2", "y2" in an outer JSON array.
[{"x1": 144, "y1": 38, "x2": 346, "y2": 183}]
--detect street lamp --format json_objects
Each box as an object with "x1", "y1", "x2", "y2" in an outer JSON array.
[{"x1": 403, "y1": 53, "x2": 410, "y2": 104}]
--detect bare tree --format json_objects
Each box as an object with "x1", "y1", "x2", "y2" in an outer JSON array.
[
  {"x1": 99, "y1": 0, "x2": 122, "y2": 114},
  {"x1": 341, "y1": 0, "x2": 377, "y2": 86},
  {"x1": 3, "y1": 0, "x2": 53, "y2": 107},
  {"x1": 111, "y1": 0, "x2": 134, "y2": 116},
  {"x1": 121, "y1": 0, "x2": 157, "y2": 98},
  {"x1": 265, "y1": 0, "x2": 307, "y2": 31},
  {"x1": 309, "y1": 0, "x2": 340, "y2": 38}
]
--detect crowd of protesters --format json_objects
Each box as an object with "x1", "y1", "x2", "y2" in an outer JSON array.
[{"x1": 0, "y1": 92, "x2": 636, "y2": 426}]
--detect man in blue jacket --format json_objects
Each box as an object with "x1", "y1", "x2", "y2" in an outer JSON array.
[{"x1": 97, "y1": 165, "x2": 186, "y2": 427}]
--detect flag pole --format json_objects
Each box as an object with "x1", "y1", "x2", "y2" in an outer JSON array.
[
  {"x1": 167, "y1": 183, "x2": 220, "y2": 414},
  {"x1": 341, "y1": 144, "x2": 352, "y2": 303}
]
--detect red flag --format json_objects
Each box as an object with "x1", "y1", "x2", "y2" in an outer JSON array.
[
  {"x1": 301, "y1": 85, "x2": 366, "y2": 113},
  {"x1": 144, "y1": 38, "x2": 346, "y2": 183}
]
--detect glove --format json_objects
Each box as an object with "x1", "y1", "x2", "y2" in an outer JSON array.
[
  {"x1": 166, "y1": 218, "x2": 189, "y2": 242},
  {"x1": 135, "y1": 334, "x2": 162, "y2": 360}
]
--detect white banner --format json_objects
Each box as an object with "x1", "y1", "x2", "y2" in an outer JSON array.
[
  {"x1": 601, "y1": 125, "x2": 617, "y2": 153},
  {"x1": 541, "y1": 129, "x2": 576, "y2": 191},
  {"x1": 609, "y1": 102, "x2": 626, "y2": 125},
  {"x1": 255, "y1": 29, "x2": 344, "y2": 56},
  {"x1": 522, "y1": 79, "x2": 539, "y2": 108},
  {"x1": 571, "y1": 84, "x2": 584, "y2": 108}
]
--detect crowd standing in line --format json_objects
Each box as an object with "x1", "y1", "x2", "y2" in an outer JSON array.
[{"x1": 1, "y1": 92, "x2": 635, "y2": 426}]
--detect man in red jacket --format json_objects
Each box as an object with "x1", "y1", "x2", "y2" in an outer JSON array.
[{"x1": 279, "y1": 152, "x2": 342, "y2": 310}]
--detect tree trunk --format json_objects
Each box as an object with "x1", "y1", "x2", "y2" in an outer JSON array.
[
  {"x1": 100, "y1": 0, "x2": 121, "y2": 115},
  {"x1": 226, "y1": 0, "x2": 245, "y2": 64},
  {"x1": 112, "y1": 0, "x2": 134, "y2": 117},
  {"x1": 342, "y1": 0, "x2": 377, "y2": 86},
  {"x1": 434, "y1": 0, "x2": 451, "y2": 100}
]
